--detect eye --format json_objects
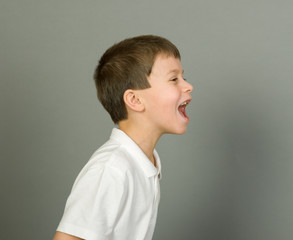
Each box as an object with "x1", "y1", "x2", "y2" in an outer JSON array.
[{"x1": 171, "y1": 78, "x2": 178, "y2": 82}]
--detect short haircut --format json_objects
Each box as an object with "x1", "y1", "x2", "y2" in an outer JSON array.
[{"x1": 94, "y1": 35, "x2": 181, "y2": 124}]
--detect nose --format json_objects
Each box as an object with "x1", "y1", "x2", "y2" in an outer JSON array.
[{"x1": 182, "y1": 79, "x2": 194, "y2": 93}]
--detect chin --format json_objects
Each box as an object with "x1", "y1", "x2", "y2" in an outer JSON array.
[
  {"x1": 167, "y1": 126, "x2": 188, "y2": 135},
  {"x1": 176, "y1": 129, "x2": 187, "y2": 135}
]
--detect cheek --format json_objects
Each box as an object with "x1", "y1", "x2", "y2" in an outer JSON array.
[
  {"x1": 145, "y1": 87, "x2": 180, "y2": 114},
  {"x1": 158, "y1": 93, "x2": 181, "y2": 120},
  {"x1": 162, "y1": 90, "x2": 181, "y2": 108}
]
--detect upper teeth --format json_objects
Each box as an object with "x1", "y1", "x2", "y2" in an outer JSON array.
[{"x1": 180, "y1": 101, "x2": 188, "y2": 106}]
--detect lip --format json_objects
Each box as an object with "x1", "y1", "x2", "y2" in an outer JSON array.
[
  {"x1": 177, "y1": 97, "x2": 192, "y2": 121},
  {"x1": 179, "y1": 98, "x2": 192, "y2": 107}
]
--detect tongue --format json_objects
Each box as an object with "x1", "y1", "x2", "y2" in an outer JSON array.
[{"x1": 178, "y1": 105, "x2": 187, "y2": 118}]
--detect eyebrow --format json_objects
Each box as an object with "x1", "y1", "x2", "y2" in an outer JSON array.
[{"x1": 167, "y1": 69, "x2": 184, "y2": 75}]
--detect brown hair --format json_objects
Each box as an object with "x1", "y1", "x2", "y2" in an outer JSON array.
[{"x1": 94, "y1": 35, "x2": 180, "y2": 123}]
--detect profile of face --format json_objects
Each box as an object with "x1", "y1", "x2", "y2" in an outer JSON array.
[{"x1": 140, "y1": 54, "x2": 194, "y2": 135}]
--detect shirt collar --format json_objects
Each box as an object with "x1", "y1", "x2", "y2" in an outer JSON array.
[{"x1": 110, "y1": 128, "x2": 162, "y2": 179}]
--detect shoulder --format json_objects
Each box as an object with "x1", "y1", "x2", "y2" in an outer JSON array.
[
  {"x1": 68, "y1": 140, "x2": 133, "y2": 200},
  {"x1": 77, "y1": 139, "x2": 133, "y2": 180}
]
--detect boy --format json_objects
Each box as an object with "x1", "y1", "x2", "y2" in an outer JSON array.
[{"x1": 53, "y1": 35, "x2": 193, "y2": 240}]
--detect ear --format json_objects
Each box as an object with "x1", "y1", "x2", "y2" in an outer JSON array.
[{"x1": 123, "y1": 89, "x2": 145, "y2": 112}]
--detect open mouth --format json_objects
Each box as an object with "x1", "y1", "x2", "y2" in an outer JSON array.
[{"x1": 178, "y1": 99, "x2": 191, "y2": 119}]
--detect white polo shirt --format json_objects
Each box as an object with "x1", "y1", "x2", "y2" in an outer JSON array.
[{"x1": 57, "y1": 128, "x2": 162, "y2": 240}]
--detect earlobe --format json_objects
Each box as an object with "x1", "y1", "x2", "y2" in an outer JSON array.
[{"x1": 123, "y1": 90, "x2": 145, "y2": 112}]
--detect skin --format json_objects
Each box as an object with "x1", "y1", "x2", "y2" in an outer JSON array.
[
  {"x1": 53, "y1": 54, "x2": 193, "y2": 239},
  {"x1": 53, "y1": 232, "x2": 83, "y2": 240},
  {"x1": 119, "y1": 54, "x2": 193, "y2": 164}
]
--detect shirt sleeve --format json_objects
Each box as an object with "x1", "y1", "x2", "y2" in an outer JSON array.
[{"x1": 57, "y1": 165, "x2": 127, "y2": 240}]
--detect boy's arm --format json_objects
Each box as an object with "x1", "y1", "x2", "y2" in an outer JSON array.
[
  {"x1": 55, "y1": 165, "x2": 126, "y2": 239},
  {"x1": 53, "y1": 231, "x2": 83, "y2": 240}
]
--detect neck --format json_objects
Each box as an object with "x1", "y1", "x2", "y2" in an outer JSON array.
[{"x1": 118, "y1": 121, "x2": 161, "y2": 165}]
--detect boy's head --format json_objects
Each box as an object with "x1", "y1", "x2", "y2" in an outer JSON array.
[{"x1": 94, "y1": 35, "x2": 181, "y2": 124}]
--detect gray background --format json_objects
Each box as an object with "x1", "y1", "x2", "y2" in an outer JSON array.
[{"x1": 1, "y1": 0, "x2": 293, "y2": 239}]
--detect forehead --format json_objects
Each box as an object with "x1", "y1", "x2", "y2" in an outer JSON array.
[{"x1": 151, "y1": 54, "x2": 183, "y2": 76}]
